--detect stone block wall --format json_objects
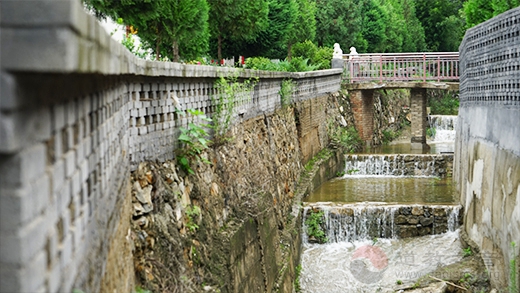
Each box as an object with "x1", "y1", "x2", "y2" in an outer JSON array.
[
  {"x1": 456, "y1": 7, "x2": 520, "y2": 289},
  {"x1": 0, "y1": 2, "x2": 342, "y2": 292}
]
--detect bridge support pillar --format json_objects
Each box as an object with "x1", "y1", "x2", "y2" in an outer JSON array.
[
  {"x1": 410, "y1": 88, "x2": 429, "y2": 150},
  {"x1": 349, "y1": 89, "x2": 374, "y2": 145}
]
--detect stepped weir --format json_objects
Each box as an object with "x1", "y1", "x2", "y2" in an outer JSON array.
[
  {"x1": 300, "y1": 131, "x2": 465, "y2": 292},
  {"x1": 303, "y1": 203, "x2": 462, "y2": 243}
]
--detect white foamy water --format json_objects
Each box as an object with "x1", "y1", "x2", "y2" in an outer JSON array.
[
  {"x1": 429, "y1": 115, "x2": 457, "y2": 143},
  {"x1": 299, "y1": 230, "x2": 462, "y2": 293}
]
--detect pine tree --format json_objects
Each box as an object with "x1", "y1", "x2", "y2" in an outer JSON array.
[
  {"x1": 287, "y1": 0, "x2": 317, "y2": 59},
  {"x1": 315, "y1": 0, "x2": 362, "y2": 50},
  {"x1": 208, "y1": 0, "x2": 269, "y2": 60}
]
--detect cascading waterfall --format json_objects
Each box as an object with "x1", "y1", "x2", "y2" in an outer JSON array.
[
  {"x1": 447, "y1": 205, "x2": 460, "y2": 232},
  {"x1": 344, "y1": 154, "x2": 444, "y2": 177},
  {"x1": 320, "y1": 205, "x2": 399, "y2": 242},
  {"x1": 301, "y1": 142, "x2": 463, "y2": 292},
  {"x1": 345, "y1": 155, "x2": 399, "y2": 176},
  {"x1": 303, "y1": 204, "x2": 462, "y2": 244},
  {"x1": 429, "y1": 115, "x2": 457, "y2": 142}
]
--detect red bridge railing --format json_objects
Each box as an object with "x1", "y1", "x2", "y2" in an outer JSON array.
[{"x1": 343, "y1": 52, "x2": 459, "y2": 83}]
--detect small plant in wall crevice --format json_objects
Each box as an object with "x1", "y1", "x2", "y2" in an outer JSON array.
[
  {"x1": 305, "y1": 210, "x2": 327, "y2": 244},
  {"x1": 177, "y1": 109, "x2": 212, "y2": 174}
]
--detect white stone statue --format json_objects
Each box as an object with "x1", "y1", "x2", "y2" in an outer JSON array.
[
  {"x1": 349, "y1": 47, "x2": 358, "y2": 60},
  {"x1": 333, "y1": 43, "x2": 343, "y2": 59}
]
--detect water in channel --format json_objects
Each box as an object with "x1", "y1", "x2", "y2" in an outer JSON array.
[
  {"x1": 299, "y1": 231, "x2": 462, "y2": 293},
  {"x1": 363, "y1": 115, "x2": 458, "y2": 155},
  {"x1": 300, "y1": 115, "x2": 462, "y2": 292}
]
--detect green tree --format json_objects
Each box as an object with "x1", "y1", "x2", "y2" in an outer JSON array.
[
  {"x1": 241, "y1": 0, "x2": 298, "y2": 59},
  {"x1": 415, "y1": 0, "x2": 465, "y2": 51},
  {"x1": 315, "y1": 0, "x2": 363, "y2": 51},
  {"x1": 159, "y1": 0, "x2": 209, "y2": 62},
  {"x1": 83, "y1": 0, "x2": 209, "y2": 61},
  {"x1": 287, "y1": 0, "x2": 317, "y2": 59},
  {"x1": 464, "y1": 0, "x2": 520, "y2": 28},
  {"x1": 360, "y1": 0, "x2": 387, "y2": 52},
  {"x1": 398, "y1": 0, "x2": 426, "y2": 52},
  {"x1": 208, "y1": 0, "x2": 269, "y2": 60}
]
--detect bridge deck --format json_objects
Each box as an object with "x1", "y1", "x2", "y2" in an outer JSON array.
[{"x1": 341, "y1": 52, "x2": 459, "y2": 84}]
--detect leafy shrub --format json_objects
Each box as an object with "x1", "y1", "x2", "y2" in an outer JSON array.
[
  {"x1": 212, "y1": 75, "x2": 257, "y2": 144},
  {"x1": 245, "y1": 40, "x2": 332, "y2": 72},
  {"x1": 245, "y1": 56, "x2": 318, "y2": 72},
  {"x1": 305, "y1": 210, "x2": 327, "y2": 243},
  {"x1": 177, "y1": 109, "x2": 212, "y2": 174},
  {"x1": 426, "y1": 127, "x2": 436, "y2": 138},
  {"x1": 382, "y1": 129, "x2": 401, "y2": 144},
  {"x1": 428, "y1": 90, "x2": 459, "y2": 115},
  {"x1": 291, "y1": 40, "x2": 318, "y2": 62},
  {"x1": 292, "y1": 40, "x2": 332, "y2": 70},
  {"x1": 185, "y1": 205, "x2": 201, "y2": 232},
  {"x1": 245, "y1": 57, "x2": 279, "y2": 71},
  {"x1": 286, "y1": 57, "x2": 318, "y2": 72},
  {"x1": 279, "y1": 79, "x2": 295, "y2": 108},
  {"x1": 328, "y1": 122, "x2": 363, "y2": 153},
  {"x1": 313, "y1": 46, "x2": 334, "y2": 70}
]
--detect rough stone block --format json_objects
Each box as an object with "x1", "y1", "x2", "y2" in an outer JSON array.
[
  {"x1": 0, "y1": 143, "x2": 47, "y2": 188},
  {"x1": 47, "y1": 261, "x2": 62, "y2": 293},
  {"x1": 0, "y1": 72, "x2": 20, "y2": 111},
  {"x1": 0, "y1": 215, "x2": 47, "y2": 265},
  {"x1": 1, "y1": 27, "x2": 80, "y2": 72},
  {"x1": 65, "y1": 100, "x2": 77, "y2": 127},
  {"x1": 64, "y1": 150, "x2": 76, "y2": 178},
  {"x1": 0, "y1": 187, "x2": 36, "y2": 232},
  {"x1": 0, "y1": 108, "x2": 52, "y2": 154}
]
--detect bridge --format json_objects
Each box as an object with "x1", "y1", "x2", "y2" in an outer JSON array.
[{"x1": 333, "y1": 52, "x2": 460, "y2": 149}]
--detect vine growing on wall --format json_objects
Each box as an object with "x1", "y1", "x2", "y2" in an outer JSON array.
[
  {"x1": 279, "y1": 79, "x2": 295, "y2": 108},
  {"x1": 211, "y1": 74, "x2": 257, "y2": 144}
]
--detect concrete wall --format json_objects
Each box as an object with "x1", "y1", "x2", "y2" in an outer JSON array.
[
  {"x1": 0, "y1": 1, "x2": 342, "y2": 292},
  {"x1": 456, "y1": 7, "x2": 520, "y2": 289}
]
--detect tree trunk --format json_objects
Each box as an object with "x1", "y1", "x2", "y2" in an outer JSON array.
[
  {"x1": 218, "y1": 34, "x2": 222, "y2": 61},
  {"x1": 173, "y1": 39, "x2": 179, "y2": 62},
  {"x1": 155, "y1": 24, "x2": 161, "y2": 61},
  {"x1": 287, "y1": 42, "x2": 293, "y2": 61},
  {"x1": 156, "y1": 39, "x2": 160, "y2": 61}
]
